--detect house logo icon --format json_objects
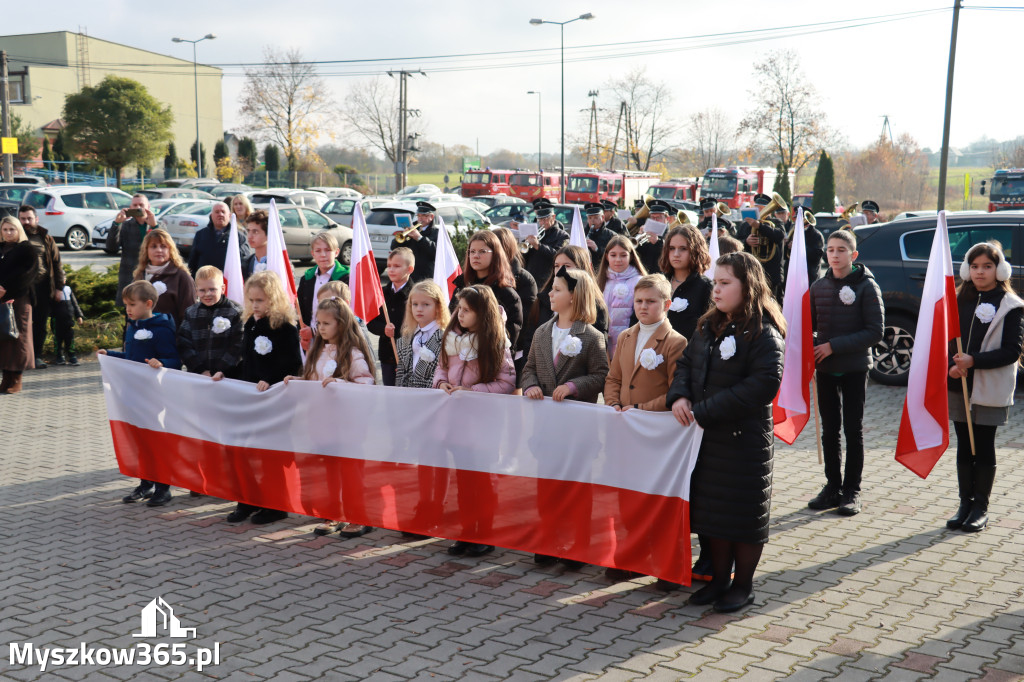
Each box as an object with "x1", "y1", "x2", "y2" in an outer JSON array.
[{"x1": 132, "y1": 597, "x2": 196, "y2": 638}]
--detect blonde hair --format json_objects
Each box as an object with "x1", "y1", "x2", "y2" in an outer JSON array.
[
  {"x1": 133, "y1": 228, "x2": 187, "y2": 280},
  {"x1": 311, "y1": 230, "x2": 339, "y2": 252},
  {"x1": 243, "y1": 271, "x2": 297, "y2": 329},
  {"x1": 0, "y1": 216, "x2": 27, "y2": 243},
  {"x1": 388, "y1": 246, "x2": 415, "y2": 269},
  {"x1": 195, "y1": 265, "x2": 224, "y2": 283},
  {"x1": 318, "y1": 280, "x2": 350, "y2": 303},
  {"x1": 303, "y1": 298, "x2": 374, "y2": 382},
  {"x1": 401, "y1": 280, "x2": 450, "y2": 337},
  {"x1": 231, "y1": 194, "x2": 253, "y2": 219},
  {"x1": 634, "y1": 273, "x2": 671, "y2": 300},
  {"x1": 596, "y1": 235, "x2": 648, "y2": 289},
  {"x1": 555, "y1": 267, "x2": 598, "y2": 325},
  {"x1": 122, "y1": 280, "x2": 159, "y2": 304}
]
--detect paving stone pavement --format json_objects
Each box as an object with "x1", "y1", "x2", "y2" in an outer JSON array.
[{"x1": 2, "y1": 361, "x2": 1024, "y2": 681}]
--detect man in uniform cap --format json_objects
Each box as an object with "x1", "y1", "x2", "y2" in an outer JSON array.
[
  {"x1": 600, "y1": 199, "x2": 626, "y2": 235},
  {"x1": 697, "y1": 197, "x2": 735, "y2": 239},
  {"x1": 634, "y1": 199, "x2": 672, "y2": 274},
  {"x1": 391, "y1": 201, "x2": 440, "y2": 283},
  {"x1": 584, "y1": 201, "x2": 615, "y2": 269},
  {"x1": 521, "y1": 199, "x2": 569, "y2": 289},
  {"x1": 861, "y1": 200, "x2": 881, "y2": 224},
  {"x1": 736, "y1": 195, "x2": 786, "y2": 299}
]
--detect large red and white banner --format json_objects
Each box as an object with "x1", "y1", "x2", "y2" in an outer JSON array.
[{"x1": 100, "y1": 355, "x2": 703, "y2": 584}]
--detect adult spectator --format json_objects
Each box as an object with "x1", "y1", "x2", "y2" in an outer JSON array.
[
  {"x1": 18, "y1": 205, "x2": 64, "y2": 369},
  {"x1": 134, "y1": 229, "x2": 196, "y2": 328},
  {"x1": 230, "y1": 194, "x2": 253, "y2": 225},
  {"x1": 109, "y1": 194, "x2": 159, "y2": 307},
  {"x1": 0, "y1": 217, "x2": 38, "y2": 394},
  {"x1": 187, "y1": 202, "x2": 251, "y2": 275}
]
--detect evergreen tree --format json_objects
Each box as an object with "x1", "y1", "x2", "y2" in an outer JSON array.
[
  {"x1": 42, "y1": 137, "x2": 53, "y2": 172},
  {"x1": 811, "y1": 151, "x2": 836, "y2": 214},
  {"x1": 164, "y1": 142, "x2": 177, "y2": 174},
  {"x1": 190, "y1": 141, "x2": 208, "y2": 176},
  {"x1": 213, "y1": 139, "x2": 229, "y2": 164},
  {"x1": 264, "y1": 144, "x2": 281, "y2": 172},
  {"x1": 773, "y1": 162, "x2": 792, "y2": 205},
  {"x1": 238, "y1": 137, "x2": 257, "y2": 171},
  {"x1": 53, "y1": 130, "x2": 68, "y2": 162}
]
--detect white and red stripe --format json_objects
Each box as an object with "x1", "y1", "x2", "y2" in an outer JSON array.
[
  {"x1": 265, "y1": 200, "x2": 298, "y2": 302},
  {"x1": 895, "y1": 210, "x2": 960, "y2": 478},
  {"x1": 569, "y1": 204, "x2": 586, "y2": 249},
  {"x1": 773, "y1": 207, "x2": 814, "y2": 443},
  {"x1": 704, "y1": 213, "x2": 720, "y2": 279},
  {"x1": 99, "y1": 355, "x2": 703, "y2": 584},
  {"x1": 223, "y1": 214, "x2": 245, "y2": 306},
  {"x1": 432, "y1": 214, "x2": 462, "y2": 305},
  {"x1": 349, "y1": 201, "x2": 386, "y2": 324}
]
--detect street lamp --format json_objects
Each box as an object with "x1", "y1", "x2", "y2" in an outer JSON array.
[
  {"x1": 529, "y1": 13, "x2": 594, "y2": 203},
  {"x1": 172, "y1": 33, "x2": 216, "y2": 178},
  {"x1": 526, "y1": 91, "x2": 541, "y2": 174}
]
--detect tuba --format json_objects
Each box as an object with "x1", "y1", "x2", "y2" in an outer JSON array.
[
  {"x1": 838, "y1": 202, "x2": 859, "y2": 231},
  {"x1": 715, "y1": 202, "x2": 731, "y2": 218},
  {"x1": 666, "y1": 209, "x2": 691, "y2": 230},
  {"x1": 750, "y1": 192, "x2": 786, "y2": 263},
  {"x1": 626, "y1": 195, "x2": 654, "y2": 247}
]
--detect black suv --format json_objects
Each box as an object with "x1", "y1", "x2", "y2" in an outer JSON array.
[{"x1": 854, "y1": 212, "x2": 1023, "y2": 386}]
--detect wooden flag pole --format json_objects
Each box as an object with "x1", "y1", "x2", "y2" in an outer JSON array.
[
  {"x1": 381, "y1": 301, "x2": 399, "y2": 360},
  {"x1": 811, "y1": 372, "x2": 823, "y2": 465},
  {"x1": 954, "y1": 336, "x2": 976, "y2": 456}
]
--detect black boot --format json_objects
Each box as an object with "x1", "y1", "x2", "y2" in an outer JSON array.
[
  {"x1": 946, "y1": 460, "x2": 974, "y2": 530},
  {"x1": 962, "y1": 465, "x2": 996, "y2": 533}
]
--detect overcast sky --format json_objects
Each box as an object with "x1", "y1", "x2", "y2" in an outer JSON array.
[{"x1": 7, "y1": 0, "x2": 1022, "y2": 157}]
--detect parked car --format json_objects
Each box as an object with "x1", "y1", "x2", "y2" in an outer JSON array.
[
  {"x1": 139, "y1": 188, "x2": 216, "y2": 202},
  {"x1": 0, "y1": 183, "x2": 37, "y2": 205},
  {"x1": 468, "y1": 194, "x2": 526, "y2": 209},
  {"x1": 4, "y1": 175, "x2": 47, "y2": 187},
  {"x1": 209, "y1": 183, "x2": 253, "y2": 198},
  {"x1": 92, "y1": 198, "x2": 200, "y2": 253},
  {"x1": 365, "y1": 201, "x2": 489, "y2": 264},
  {"x1": 792, "y1": 193, "x2": 843, "y2": 213},
  {"x1": 305, "y1": 186, "x2": 363, "y2": 199},
  {"x1": 396, "y1": 184, "x2": 440, "y2": 197},
  {"x1": 23, "y1": 186, "x2": 133, "y2": 250},
  {"x1": 320, "y1": 198, "x2": 359, "y2": 227},
  {"x1": 159, "y1": 200, "x2": 228, "y2": 254},
  {"x1": 159, "y1": 177, "x2": 219, "y2": 189},
  {"x1": 854, "y1": 212, "x2": 1024, "y2": 386},
  {"x1": 251, "y1": 203, "x2": 353, "y2": 264},
  {"x1": 249, "y1": 189, "x2": 329, "y2": 210},
  {"x1": 484, "y1": 202, "x2": 577, "y2": 227}
]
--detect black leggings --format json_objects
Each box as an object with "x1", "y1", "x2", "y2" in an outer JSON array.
[
  {"x1": 953, "y1": 421, "x2": 997, "y2": 467},
  {"x1": 708, "y1": 537, "x2": 763, "y2": 594}
]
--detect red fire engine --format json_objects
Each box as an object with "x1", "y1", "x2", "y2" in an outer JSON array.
[
  {"x1": 700, "y1": 166, "x2": 796, "y2": 209},
  {"x1": 565, "y1": 169, "x2": 661, "y2": 206},
  {"x1": 981, "y1": 169, "x2": 1024, "y2": 212},
  {"x1": 461, "y1": 169, "x2": 517, "y2": 197},
  {"x1": 647, "y1": 178, "x2": 700, "y2": 202},
  {"x1": 509, "y1": 171, "x2": 562, "y2": 201}
]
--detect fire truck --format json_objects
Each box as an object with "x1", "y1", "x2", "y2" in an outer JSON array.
[
  {"x1": 509, "y1": 171, "x2": 562, "y2": 201},
  {"x1": 461, "y1": 169, "x2": 517, "y2": 197},
  {"x1": 700, "y1": 166, "x2": 797, "y2": 209},
  {"x1": 565, "y1": 169, "x2": 661, "y2": 206},
  {"x1": 981, "y1": 169, "x2": 1024, "y2": 211},
  {"x1": 647, "y1": 178, "x2": 700, "y2": 202}
]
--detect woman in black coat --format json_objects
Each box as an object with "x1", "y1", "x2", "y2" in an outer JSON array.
[
  {"x1": 0, "y1": 217, "x2": 38, "y2": 394},
  {"x1": 450, "y1": 230, "x2": 523, "y2": 350},
  {"x1": 667, "y1": 251, "x2": 785, "y2": 613},
  {"x1": 492, "y1": 228, "x2": 538, "y2": 383}
]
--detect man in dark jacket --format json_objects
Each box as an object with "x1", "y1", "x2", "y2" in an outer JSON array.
[
  {"x1": 696, "y1": 197, "x2": 735, "y2": 238},
  {"x1": 807, "y1": 230, "x2": 884, "y2": 516},
  {"x1": 390, "y1": 201, "x2": 438, "y2": 283},
  {"x1": 521, "y1": 200, "x2": 568, "y2": 288},
  {"x1": 187, "y1": 202, "x2": 251, "y2": 275},
  {"x1": 584, "y1": 202, "x2": 616, "y2": 270},
  {"x1": 736, "y1": 202, "x2": 786, "y2": 301},
  {"x1": 18, "y1": 205, "x2": 64, "y2": 368},
  {"x1": 601, "y1": 200, "x2": 626, "y2": 235},
  {"x1": 109, "y1": 194, "x2": 159, "y2": 306}
]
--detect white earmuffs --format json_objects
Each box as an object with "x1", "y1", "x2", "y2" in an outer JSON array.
[{"x1": 960, "y1": 243, "x2": 1012, "y2": 282}]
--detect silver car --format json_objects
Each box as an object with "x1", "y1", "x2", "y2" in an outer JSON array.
[{"x1": 251, "y1": 203, "x2": 354, "y2": 264}]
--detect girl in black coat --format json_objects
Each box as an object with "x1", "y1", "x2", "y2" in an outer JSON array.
[
  {"x1": 449, "y1": 230, "x2": 523, "y2": 351},
  {"x1": 492, "y1": 227, "x2": 539, "y2": 385},
  {"x1": 667, "y1": 251, "x2": 785, "y2": 613},
  {"x1": 630, "y1": 225, "x2": 713, "y2": 341}
]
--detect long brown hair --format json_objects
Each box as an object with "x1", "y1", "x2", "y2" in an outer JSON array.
[
  {"x1": 303, "y1": 298, "x2": 375, "y2": 382},
  {"x1": 696, "y1": 251, "x2": 786, "y2": 339},
  {"x1": 463, "y1": 230, "x2": 514, "y2": 288},
  {"x1": 596, "y1": 235, "x2": 648, "y2": 289},
  {"x1": 532, "y1": 244, "x2": 605, "y2": 326},
  {"x1": 491, "y1": 226, "x2": 523, "y2": 267},
  {"x1": 956, "y1": 241, "x2": 1015, "y2": 299},
  {"x1": 133, "y1": 228, "x2": 187, "y2": 279},
  {"x1": 659, "y1": 225, "x2": 710, "y2": 278},
  {"x1": 440, "y1": 285, "x2": 506, "y2": 384}
]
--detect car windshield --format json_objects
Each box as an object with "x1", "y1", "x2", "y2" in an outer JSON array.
[
  {"x1": 464, "y1": 172, "x2": 490, "y2": 184},
  {"x1": 323, "y1": 199, "x2": 355, "y2": 215},
  {"x1": 366, "y1": 210, "x2": 412, "y2": 227},
  {"x1": 991, "y1": 178, "x2": 1024, "y2": 198},
  {"x1": 512, "y1": 174, "x2": 540, "y2": 187},
  {"x1": 648, "y1": 186, "x2": 677, "y2": 200},
  {"x1": 568, "y1": 177, "x2": 597, "y2": 193},
  {"x1": 250, "y1": 194, "x2": 290, "y2": 204},
  {"x1": 702, "y1": 176, "x2": 736, "y2": 194},
  {"x1": 792, "y1": 196, "x2": 813, "y2": 208}
]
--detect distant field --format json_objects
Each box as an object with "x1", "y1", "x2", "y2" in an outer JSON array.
[{"x1": 407, "y1": 172, "x2": 453, "y2": 189}]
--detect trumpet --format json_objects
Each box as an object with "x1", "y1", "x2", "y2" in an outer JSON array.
[
  {"x1": 518, "y1": 240, "x2": 531, "y2": 254},
  {"x1": 786, "y1": 209, "x2": 817, "y2": 241},
  {"x1": 393, "y1": 224, "x2": 420, "y2": 243},
  {"x1": 625, "y1": 195, "x2": 653, "y2": 232}
]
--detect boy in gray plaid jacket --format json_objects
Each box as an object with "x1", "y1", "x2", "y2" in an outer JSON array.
[{"x1": 176, "y1": 266, "x2": 244, "y2": 378}]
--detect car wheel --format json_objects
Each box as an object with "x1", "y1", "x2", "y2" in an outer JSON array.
[
  {"x1": 64, "y1": 226, "x2": 89, "y2": 251},
  {"x1": 340, "y1": 240, "x2": 352, "y2": 266},
  {"x1": 870, "y1": 313, "x2": 915, "y2": 386}
]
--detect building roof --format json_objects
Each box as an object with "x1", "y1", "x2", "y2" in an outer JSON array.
[{"x1": 41, "y1": 119, "x2": 65, "y2": 132}]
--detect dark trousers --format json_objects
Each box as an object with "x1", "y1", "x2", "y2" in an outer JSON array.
[
  {"x1": 32, "y1": 285, "x2": 52, "y2": 359},
  {"x1": 954, "y1": 421, "x2": 998, "y2": 467},
  {"x1": 381, "y1": 363, "x2": 397, "y2": 387},
  {"x1": 817, "y1": 371, "x2": 867, "y2": 493},
  {"x1": 53, "y1": 316, "x2": 76, "y2": 356}
]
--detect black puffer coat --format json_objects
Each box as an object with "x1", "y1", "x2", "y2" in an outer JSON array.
[
  {"x1": 809, "y1": 264, "x2": 884, "y2": 374},
  {"x1": 666, "y1": 319, "x2": 784, "y2": 544}
]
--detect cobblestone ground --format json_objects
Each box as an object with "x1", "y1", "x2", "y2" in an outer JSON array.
[{"x1": 2, "y1": 362, "x2": 1023, "y2": 681}]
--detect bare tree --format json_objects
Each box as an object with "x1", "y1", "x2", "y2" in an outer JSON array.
[
  {"x1": 601, "y1": 67, "x2": 678, "y2": 171},
  {"x1": 341, "y1": 77, "x2": 427, "y2": 167},
  {"x1": 238, "y1": 47, "x2": 334, "y2": 172},
  {"x1": 997, "y1": 136, "x2": 1024, "y2": 168},
  {"x1": 738, "y1": 50, "x2": 835, "y2": 175},
  {"x1": 687, "y1": 108, "x2": 736, "y2": 172}
]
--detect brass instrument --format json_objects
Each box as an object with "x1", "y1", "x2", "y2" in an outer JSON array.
[
  {"x1": 715, "y1": 202, "x2": 731, "y2": 218},
  {"x1": 626, "y1": 195, "x2": 654, "y2": 247},
  {"x1": 837, "y1": 202, "x2": 859, "y2": 231},
  {"x1": 786, "y1": 208, "x2": 817, "y2": 241},
  {"x1": 393, "y1": 224, "x2": 421, "y2": 243},
  {"x1": 665, "y1": 209, "x2": 691, "y2": 230},
  {"x1": 750, "y1": 192, "x2": 786, "y2": 263}
]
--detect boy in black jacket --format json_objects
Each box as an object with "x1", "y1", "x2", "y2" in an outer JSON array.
[
  {"x1": 366, "y1": 247, "x2": 414, "y2": 386},
  {"x1": 176, "y1": 266, "x2": 244, "y2": 378},
  {"x1": 53, "y1": 283, "x2": 85, "y2": 365},
  {"x1": 807, "y1": 231, "x2": 884, "y2": 516}
]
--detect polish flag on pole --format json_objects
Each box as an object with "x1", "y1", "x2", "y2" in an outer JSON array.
[
  {"x1": 569, "y1": 204, "x2": 587, "y2": 249},
  {"x1": 432, "y1": 214, "x2": 462, "y2": 306},
  {"x1": 772, "y1": 207, "x2": 814, "y2": 444},
  {"x1": 223, "y1": 214, "x2": 245, "y2": 306},
  {"x1": 266, "y1": 200, "x2": 297, "y2": 302},
  {"x1": 895, "y1": 210, "x2": 960, "y2": 478},
  {"x1": 349, "y1": 201, "x2": 386, "y2": 324},
  {"x1": 704, "y1": 213, "x2": 721, "y2": 279}
]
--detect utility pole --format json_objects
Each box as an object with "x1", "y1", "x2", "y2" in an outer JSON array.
[
  {"x1": 389, "y1": 69, "x2": 425, "y2": 192},
  {"x1": 1, "y1": 51, "x2": 13, "y2": 182},
  {"x1": 609, "y1": 101, "x2": 626, "y2": 172},
  {"x1": 937, "y1": 0, "x2": 962, "y2": 211}
]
